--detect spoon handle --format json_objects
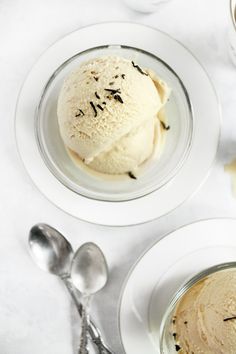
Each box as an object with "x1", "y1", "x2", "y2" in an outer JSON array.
[
  {"x1": 62, "y1": 276, "x2": 115, "y2": 354},
  {"x1": 79, "y1": 298, "x2": 90, "y2": 354}
]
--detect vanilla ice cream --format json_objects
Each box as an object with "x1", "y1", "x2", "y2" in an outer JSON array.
[
  {"x1": 172, "y1": 269, "x2": 236, "y2": 354},
  {"x1": 57, "y1": 55, "x2": 170, "y2": 175}
]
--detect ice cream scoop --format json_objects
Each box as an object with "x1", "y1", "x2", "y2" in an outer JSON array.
[
  {"x1": 57, "y1": 55, "x2": 170, "y2": 175},
  {"x1": 172, "y1": 269, "x2": 236, "y2": 354}
]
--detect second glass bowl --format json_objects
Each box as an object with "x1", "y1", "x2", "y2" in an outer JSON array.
[
  {"x1": 35, "y1": 45, "x2": 193, "y2": 202},
  {"x1": 160, "y1": 262, "x2": 236, "y2": 353}
]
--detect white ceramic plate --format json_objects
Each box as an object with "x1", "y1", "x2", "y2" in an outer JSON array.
[
  {"x1": 119, "y1": 218, "x2": 236, "y2": 353},
  {"x1": 15, "y1": 23, "x2": 220, "y2": 226}
]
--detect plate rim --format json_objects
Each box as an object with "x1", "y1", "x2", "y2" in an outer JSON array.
[{"x1": 15, "y1": 22, "x2": 221, "y2": 226}]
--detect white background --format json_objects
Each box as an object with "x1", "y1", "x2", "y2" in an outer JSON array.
[{"x1": 0, "y1": 0, "x2": 236, "y2": 353}]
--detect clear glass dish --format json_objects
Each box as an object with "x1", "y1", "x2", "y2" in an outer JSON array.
[
  {"x1": 35, "y1": 45, "x2": 193, "y2": 202},
  {"x1": 160, "y1": 262, "x2": 236, "y2": 353},
  {"x1": 229, "y1": 0, "x2": 236, "y2": 65}
]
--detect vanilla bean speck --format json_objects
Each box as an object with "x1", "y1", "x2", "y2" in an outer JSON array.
[
  {"x1": 114, "y1": 94, "x2": 123, "y2": 104},
  {"x1": 104, "y1": 88, "x2": 121, "y2": 94},
  {"x1": 95, "y1": 92, "x2": 100, "y2": 99},
  {"x1": 75, "y1": 109, "x2": 84, "y2": 117},
  {"x1": 128, "y1": 172, "x2": 137, "y2": 180},
  {"x1": 161, "y1": 121, "x2": 170, "y2": 130},
  {"x1": 97, "y1": 104, "x2": 104, "y2": 111},
  {"x1": 175, "y1": 345, "x2": 181, "y2": 352},
  {"x1": 131, "y1": 61, "x2": 148, "y2": 76},
  {"x1": 224, "y1": 316, "x2": 236, "y2": 322},
  {"x1": 90, "y1": 101, "x2": 97, "y2": 117},
  {"x1": 121, "y1": 74, "x2": 125, "y2": 79}
]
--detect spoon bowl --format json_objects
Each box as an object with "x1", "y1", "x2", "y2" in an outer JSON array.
[
  {"x1": 29, "y1": 223, "x2": 73, "y2": 276},
  {"x1": 71, "y1": 242, "x2": 108, "y2": 296}
]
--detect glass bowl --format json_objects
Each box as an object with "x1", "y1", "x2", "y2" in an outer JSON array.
[
  {"x1": 229, "y1": 0, "x2": 236, "y2": 65},
  {"x1": 35, "y1": 45, "x2": 193, "y2": 202},
  {"x1": 160, "y1": 262, "x2": 236, "y2": 353}
]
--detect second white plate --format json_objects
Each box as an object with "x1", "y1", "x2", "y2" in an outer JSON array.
[{"x1": 119, "y1": 218, "x2": 236, "y2": 353}]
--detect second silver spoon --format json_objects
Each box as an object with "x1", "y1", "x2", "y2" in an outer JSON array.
[{"x1": 71, "y1": 242, "x2": 108, "y2": 354}]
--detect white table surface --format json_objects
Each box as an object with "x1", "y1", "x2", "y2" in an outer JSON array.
[{"x1": 0, "y1": 0, "x2": 236, "y2": 353}]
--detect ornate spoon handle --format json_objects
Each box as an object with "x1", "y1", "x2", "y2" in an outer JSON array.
[
  {"x1": 79, "y1": 301, "x2": 90, "y2": 354},
  {"x1": 62, "y1": 276, "x2": 115, "y2": 354}
]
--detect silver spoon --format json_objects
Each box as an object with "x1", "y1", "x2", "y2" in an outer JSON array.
[
  {"x1": 71, "y1": 243, "x2": 108, "y2": 354},
  {"x1": 29, "y1": 223, "x2": 113, "y2": 354}
]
